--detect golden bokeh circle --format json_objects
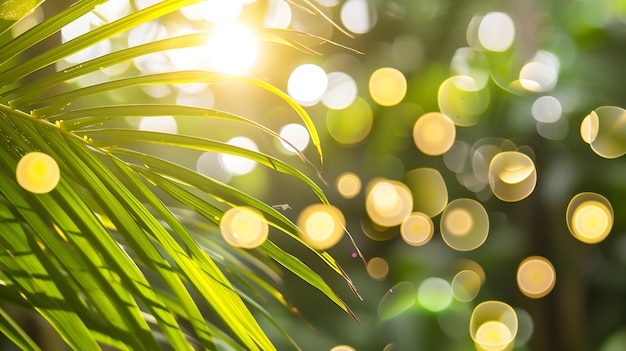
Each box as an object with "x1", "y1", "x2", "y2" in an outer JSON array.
[
  {"x1": 297, "y1": 204, "x2": 346, "y2": 250},
  {"x1": 400, "y1": 212, "x2": 434, "y2": 246},
  {"x1": 516, "y1": 256, "x2": 556, "y2": 299},
  {"x1": 566, "y1": 192, "x2": 613, "y2": 244},
  {"x1": 583, "y1": 106, "x2": 626, "y2": 159},
  {"x1": 220, "y1": 206, "x2": 269, "y2": 249},
  {"x1": 16, "y1": 152, "x2": 60, "y2": 194},
  {"x1": 336, "y1": 172, "x2": 362, "y2": 199},
  {"x1": 367, "y1": 257, "x2": 389, "y2": 280},
  {"x1": 470, "y1": 301, "x2": 518, "y2": 351},
  {"x1": 412, "y1": 112, "x2": 456, "y2": 156},
  {"x1": 369, "y1": 67, "x2": 407, "y2": 107},
  {"x1": 440, "y1": 198, "x2": 489, "y2": 251},
  {"x1": 580, "y1": 110, "x2": 599, "y2": 144},
  {"x1": 488, "y1": 151, "x2": 537, "y2": 202},
  {"x1": 475, "y1": 321, "x2": 513, "y2": 351},
  {"x1": 365, "y1": 179, "x2": 413, "y2": 227}
]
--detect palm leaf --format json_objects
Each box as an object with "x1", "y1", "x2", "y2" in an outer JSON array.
[
  {"x1": 0, "y1": 0, "x2": 357, "y2": 350},
  {"x1": 27, "y1": 70, "x2": 324, "y2": 167}
]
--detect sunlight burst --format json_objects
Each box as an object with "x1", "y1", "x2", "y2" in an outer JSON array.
[{"x1": 207, "y1": 22, "x2": 259, "y2": 74}]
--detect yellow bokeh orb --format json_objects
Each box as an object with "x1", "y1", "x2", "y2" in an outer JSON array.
[
  {"x1": 475, "y1": 321, "x2": 513, "y2": 351},
  {"x1": 581, "y1": 106, "x2": 626, "y2": 159},
  {"x1": 488, "y1": 151, "x2": 537, "y2": 202},
  {"x1": 440, "y1": 198, "x2": 489, "y2": 251},
  {"x1": 412, "y1": 112, "x2": 456, "y2": 156},
  {"x1": 220, "y1": 206, "x2": 269, "y2": 249},
  {"x1": 367, "y1": 257, "x2": 389, "y2": 280},
  {"x1": 297, "y1": 204, "x2": 345, "y2": 250},
  {"x1": 566, "y1": 192, "x2": 613, "y2": 244},
  {"x1": 400, "y1": 212, "x2": 434, "y2": 246},
  {"x1": 365, "y1": 179, "x2": 413, "y2": 227},
  {"x1": 336, "y1": 172, "x2": 362, "y2": 199},
  {"x1": 16, "y1": 152, "x2": 60, "y2": 194},
  {"x1": 369, "y1": 67, "x2": 407, "y2": 107},
  {"x1": 516, "y1": 256, "x2": 556, "y2": 299},
  {"x1": 580, "y1": 110, "x2": 599, "y2": 144},
  {"x1": 470, "y1": 301, "x2": 518, "y2": 351},
  {"x1": 444, "y1": 207, "x2": 474, "y2": 237}
]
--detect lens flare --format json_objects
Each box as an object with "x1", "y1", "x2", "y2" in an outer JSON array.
[
  {"x1": 400, "y1": 212, "x2": 434, "y2": 246},
  {"x1": 470, "y1": 301, "x2": 518, "y2": 351},
  {"x1": 412, "y1": 112, "x2": 456, "y2": 156},
  {"x1": 220, "y1": 206, "x2": 268, "y2": 249},
  {"x1": 16, "y1": 152, "x2": 61, "y2": 194},
  {"x1": 516, "y1": 256, "x2": 556, "y2": 298},
  {"x1": 566, "y1": 192, "x2": 613, "y2": 244},
  {"x1": 440, "y1": 198, "x2": 489, "y2": 251},
  {"x1": 369, "y1": 67, "x2": 407, "y2": 107},
  {"x1": 297, "y1": 204, "x2": 345, "y2": 250},
  {"x1": 488, "y1": 151, "x2": 537, "y2": 202},
  {"x1": 207, "y1": 22, "x2": 258, "y2": 75},
  {"x1": 181, "y1": 0, "x2": 242, "y2": 23}
]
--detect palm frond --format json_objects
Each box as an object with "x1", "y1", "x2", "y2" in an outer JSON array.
[{"x1": 0, "y1": 0, "x2": 356, "y2": 350}]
